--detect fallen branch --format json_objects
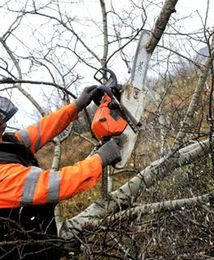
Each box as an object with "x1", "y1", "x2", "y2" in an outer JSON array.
[
  {"x1": 60, "y1": 138, "x2": 211, "y2": 239},
  {"x1": 110, "y1": 190, "x2": 214, "y2": 222}
]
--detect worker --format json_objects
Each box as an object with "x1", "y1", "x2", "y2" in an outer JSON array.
[{"x1": 0, "y1": 86, "x2": 121, "y2": 260}]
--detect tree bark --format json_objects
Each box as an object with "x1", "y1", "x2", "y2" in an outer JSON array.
[
  {"x1": 113, "y1": 191, "x2": 214, "y2": 221},
  {"x1": 59, "y1": 138, "x2": 211, "y2": 239},
  {"x1": 146, "y1": 0, "x2": 178, "y2": 54}
]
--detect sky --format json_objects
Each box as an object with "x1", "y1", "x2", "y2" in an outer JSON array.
[
  {"x1": 177, "y1": 0, "x2": 213, "y2": 29},
  {"x1": 77, "y1": 0, "x2": 214, "y2": 32},
  {"x1": 0, "y1": 0, "x2": 213, "y2": 128}
]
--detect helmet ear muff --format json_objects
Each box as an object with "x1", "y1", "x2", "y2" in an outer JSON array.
[{"x1": 0, "y1": 97, "x2": 18, "y2": 125}]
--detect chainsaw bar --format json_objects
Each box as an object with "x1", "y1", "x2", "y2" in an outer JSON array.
[
  {"x1": 115, "y1": 29, "x2": 152, "y2": 169},
  {"x1": 121, "y1": 30, "x2": 152, "y2": 124}
]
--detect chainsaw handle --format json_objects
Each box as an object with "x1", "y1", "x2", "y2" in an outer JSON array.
[
  {"x1": 93, "y1": 68, "x2": 121, "y2": 106},
  {"x1": 94, "y1": 68, "x2": 118, "y2": 88},
  {"x1": 92, "y1": 85, "x2": 114, "y2": 106},
  {"x1": 97, "y1": 85, "x2": 114, "y2": 99}
]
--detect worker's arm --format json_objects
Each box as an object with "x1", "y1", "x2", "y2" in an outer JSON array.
[
  {"x1": 0, "y1": 154, "x2": 102, "y2": 208},
  {"x1": 15, "y1": 103, "x2": 78, "y2": 153},
  {"x1": 14, "y1": 86, "x2": 99, "y2": 154}
]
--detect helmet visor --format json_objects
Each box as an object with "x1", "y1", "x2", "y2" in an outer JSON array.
[{"x1": 0, "y1": 97, "x2": 18, "y2": 124}]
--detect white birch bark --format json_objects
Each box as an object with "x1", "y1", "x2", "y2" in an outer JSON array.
[
  {"x1": 114, "y1": 191, "x2": 214, "y2": 221},
  {"x1": 59, "y1": 138, "x2": 211, "y2": 239}
]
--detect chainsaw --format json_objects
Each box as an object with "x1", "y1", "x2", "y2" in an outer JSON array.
[
  {"x1": 92, "y1": 30, "x2": 152, "y2": 169},
  {"x1": 91, "y1": 68, "x2": 139, "y2": 148}
]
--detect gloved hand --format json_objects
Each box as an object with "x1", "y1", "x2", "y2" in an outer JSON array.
[
  {"x1": 96, "y1": 139, "x2": 121, "y2": 167},
  {"x1": 75, "y1": 85, "x2": 98, "y2": 111}
]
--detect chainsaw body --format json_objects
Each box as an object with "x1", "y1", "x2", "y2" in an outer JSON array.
[
  {"x1": 91, "y1": 95, "x2": 127, "y2": 141},
  {"x1": 91, "y1": 68, "x2": 140, "y2": 169}
]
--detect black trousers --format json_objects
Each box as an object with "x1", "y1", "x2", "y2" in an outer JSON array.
[{"x1": 0, "y1": 204, "x2": 63, "y2": 260}]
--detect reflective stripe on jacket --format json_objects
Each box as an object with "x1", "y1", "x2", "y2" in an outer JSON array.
[{"x1": 0, "y1": 103, "x2": 103, "y2": 208}]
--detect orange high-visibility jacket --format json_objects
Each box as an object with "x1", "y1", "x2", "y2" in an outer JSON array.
[{"x1": 0, "y1": 103, "x2": 103, "y2": 208}]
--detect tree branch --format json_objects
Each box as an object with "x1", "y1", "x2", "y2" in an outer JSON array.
[
  {"x1": 0, "y1": 78, "x2": 77, "y2": 99},
  {"x1": 146, "y1": 0, "x2": 178, "y2": 54},
  {"x1": 112, "y1": 191, "x2": 214, "y2": 222},
  {"x1": 59, "y1": 138, "x2": 212, "y2": 239},
  {"x1": 99, "y1": 0, "x2": 108, "y2": 67},
  {"x1": 0, "y1": 37, "x2": 46, "y2": 116},
  {"x1": 175, "y1": 33, "x2": 214, "y2": 146}
]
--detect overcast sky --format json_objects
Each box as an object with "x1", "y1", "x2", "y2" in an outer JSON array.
[
  {"x1": 1, "y1": 0, "x2": 213, "y2": 128},
  {"x1": 177, "y1": 0, "x2": 213, "y2": 30},
  {"x1": 76, "y1": 0, "x2": 214, "y2": 32}
]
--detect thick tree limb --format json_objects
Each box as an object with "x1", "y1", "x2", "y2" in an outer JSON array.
[
  {"x1": 111, "y1": 191, "x2": 214, "y2": 222},
  {"x1": 146, "y1": 0, "x2": 178, "y2": 54},
  {"x1": 59, "y1": 138, "x2": 211, "y2": 239}
]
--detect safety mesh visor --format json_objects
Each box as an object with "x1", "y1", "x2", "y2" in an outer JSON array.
[{"x1": 0, "y1": 97, "x2": 18, "y2": 124}]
